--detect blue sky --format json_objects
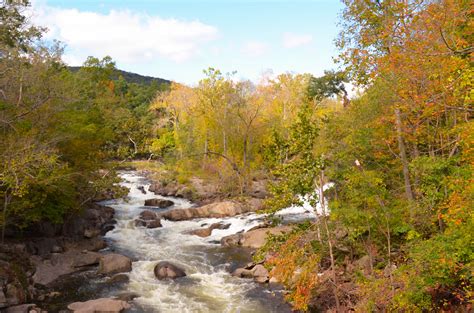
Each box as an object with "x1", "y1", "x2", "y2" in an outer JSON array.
[{"x1": 31, "y1": 0, "x2": 345, "y2": 85}]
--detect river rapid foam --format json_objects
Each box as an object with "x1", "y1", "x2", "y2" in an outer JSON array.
[{"x1": 101, "y1": 171, "x2": 294, "y2": 313}]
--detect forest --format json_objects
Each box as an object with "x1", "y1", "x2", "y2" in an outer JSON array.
[{"x1": 0, "y1": 0, "x2": 472, "y2": 312}]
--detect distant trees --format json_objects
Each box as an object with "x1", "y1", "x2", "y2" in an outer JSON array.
[{"x1": 151, "y1": 69, "x2": 321, "y2": 193}]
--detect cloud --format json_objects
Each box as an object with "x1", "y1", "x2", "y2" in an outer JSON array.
[
  {"x1": 282, "y1": 32, "x2": 312, "y2": 48},
  {"x1": 241, "y1": 41, "x2": 268, "y2": 57},
  {"x1": 30, "y1": 3, "x2": 218, "y2": 64}
]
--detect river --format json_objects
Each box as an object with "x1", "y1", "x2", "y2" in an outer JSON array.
[
  {"x1": 44, "y1": 171, "x2": 312, "y2": 312},
  {"x1": 102, "y1": 171, "x2": 296, "y2": 312}
]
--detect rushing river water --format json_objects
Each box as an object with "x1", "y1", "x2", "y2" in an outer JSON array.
[
  {"x1": 100, "y1": 171, "x2": 296, "y2": 313},
  {"x1": 43, "y1": 171, "x2": 317, "y2": 312}
]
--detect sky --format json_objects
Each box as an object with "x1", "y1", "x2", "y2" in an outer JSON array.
[{"x1": 30, "y1": 0, "x2": 345, "y2": 86}]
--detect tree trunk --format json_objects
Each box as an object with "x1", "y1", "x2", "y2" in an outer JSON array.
[
  {"x1": 223, "y1": 129, "x2": 227, "y2": 155},
  {"x1": 384, "y1": 215, "x2": 395, "y2": 297},
  {"x1": 2, "y1": 192, "x2": 11, "y2": 244},
  {"x1": 243, "y1": 136, "x2": 248, "y2": 170},
  {"x1": 394, "y1": 108, "x2": 414, "y2": 217},
  {"x1": 203, "y1": 131, "x2": 209, "y2": 163},
  {"x1": 127, "y1": 135, "x2": 138, "y2": 155},
  {"x1": 319, "y1": 170, "x2": 341, "y2": 312}
]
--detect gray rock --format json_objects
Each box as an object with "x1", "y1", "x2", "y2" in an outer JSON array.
[
  {"x1": 67, "y1": 298, "x2": 130, "y2": 313},
  {"x1": 251, "y1": 264, "x2": 269, "y2": 283},
  {"x1": 139, "y1": 210, "x2": 158, "y2": 221},
  {"x1": 145, "y1": 219, "x2": 162, "y2": 229},
  {"x1": 98, "y1": 254, "x2": 132, "y2": 275},
  {"x1": 159, "y1": 201, "x2": 252, "y2": 221},
  {"x1": 135, "y1": 211, "x2": 162, "y2": 229},
  {"x1": 221, "y1": 226, "x2": 292, "y2": 249},
  {"x1": 107, "y1": 274, "x2": 130, "y2": 284},
  {"x1": 154, "y1": 261, "x2": 186, "y2": 280},
  {"x1": 4, "y1": 304, "x2": 37, "y2": 313},
  {"x1": 220, "y1": 233, "x2": 242, "y2": 246},
  {"x1": 188, "y1": 222, "x2": 231, "y2": 237},
  {"x1": 32, "y1": 251, "x2": 101, "y2": 286},
  {"x1": 0, "y1": 289, "x2": 7, "y2": 308},
  {"x1": 51, "y1": 245, "x2": 63, "y2": 253},
  {"x1": 6, "y1": 283, "x2": 24, "y2": 306},
  {"x1": 101, "y1": 223, "x2": 115, "y2": 235},
  {"x1": 84, "y1": 228, "x2": 100, "y2": 239},
  {"x1": 144, "y1": 199, "x2": 174, "y2": 208},
  {"x1": 114, "y1": 292, "x2": 139, "y2": 301},
  {"x1": 232, "y1": 264, "x2": 269, "y2": 283},
  {"x1": 232, "y1": 268, "x2": 253, "y2": 278}
]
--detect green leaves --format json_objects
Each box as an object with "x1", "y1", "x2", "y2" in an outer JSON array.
[
  {"x1": 307, "y1": 70, "x2": 348, "y2": 102},
  {"x1": 264, "y1": 102, "x2": 322, "y2": 213}
]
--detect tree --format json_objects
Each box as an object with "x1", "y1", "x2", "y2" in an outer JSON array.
[{"x1": 307, "y1": 70, "x2": 349, "y2": 107}]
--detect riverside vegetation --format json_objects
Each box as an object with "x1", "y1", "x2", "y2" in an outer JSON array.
[{"x1": 1, "y1": 0, "x2": 473, "y2": 312}]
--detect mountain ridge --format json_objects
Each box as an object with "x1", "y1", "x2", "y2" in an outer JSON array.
[{"x1": 68, "y1": 66, "x2": 171, "y2": 86}]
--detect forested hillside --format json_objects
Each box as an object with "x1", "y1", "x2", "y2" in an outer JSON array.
[
  {"x1": 0, "y1": 0, "x2": 472, "y2": 312},
  {"x1": 68, "y1": 66, "x2": 171, "y2": 86}
]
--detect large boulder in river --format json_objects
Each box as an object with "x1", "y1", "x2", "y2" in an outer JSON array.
[
  {"x1": 221, "y1": 226, "x2": 292, "y2": 249},
  {"x1": 144, "y1": 198, "x2": 174, "y2": 208},
  {"x1": 32, "y1": 251, "x2": 101, "y2": 286},
  {"x1": 98, "y1": 254, "x2": 132, "y2": 275},
  {"x1": 154, "y1": 261, "x2": 186, "y2": 280},
  {"x1": 160, "y1": 201, "x2": 254, "y2": 221},
  {"x1": 139, "y1": 210, "x2": 159, "y2": 220},
  {"x1": 187, "y1": 222, "x2": 231, "y2": 237},
  {"x1": 68, "y1": 298, "x2": 130, "y2": 313},
  {"x1": 233, "y1": 263, "x2": 269, "y2": 283},
  {"x1": 135, "y1": 210, "x2": 162, "y2": 228}
]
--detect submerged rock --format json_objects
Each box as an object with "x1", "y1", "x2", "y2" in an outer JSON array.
[
  {"x1": 67, "y1": 298, "x2": 130, "y2": 313},
  {"x1": 98, "y1": 254, "x2": 132, "y2": 275},
  {"x1": 107, "y1": 273, "x2": 130, "y2": 284},
  {"x1": 187, "y1": 222, "x2": 231, "y2": 237},
  {"x1": 144, "y1": 198, "x2": 174, "y2": 208},
  {"x1": 101, "y1": 223, "x2": 115, "y2": 235},
  {"x1": 114, "y1": 292, "x2": 139, "y2": 301},
  {"x1": 154, "y1": 261, "x2": 186, "y2": 280}
]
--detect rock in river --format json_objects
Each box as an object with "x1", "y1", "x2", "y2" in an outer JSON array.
[
  {"x1": 232, "y1": 263, "x2": 269, "y2": 284},
  {"x1": 154, "y1": 261, "x2": 186, "y2": 280},
  {"x1": 221, "y1": 226, "x2": 292, "y2": 249},
  {"x1": 98, "y1": 254, "x2": 132, "y2": 275},
  {"x1": 135, "y1": 210, "x2": 162, "y2": 228},
  {"x1": 68, "y1": 298, "x2": 130, "y2": 313},
  {"x1": 160, "y1": 201, "x2": 255, "y2": 221},
  {"x1": 32, "y1": 251, "x2": 101, "y2": 286},
  {"x1": 187, "y1": 222, "x2": 231, "y2": 237},
  {"x1": 144, "y1": 198, "x2": 174, "y2": 208}
]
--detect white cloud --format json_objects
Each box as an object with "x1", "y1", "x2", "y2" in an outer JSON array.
[
  {"x1": 30, "y1": 3, "x2": 218, "y2": 64},
  {"x1": 241, "y1": 41, "x2": 268, "y2": 57},
  {"x1": 282, "y1": 32, "x2": 313, "y2": 48}
]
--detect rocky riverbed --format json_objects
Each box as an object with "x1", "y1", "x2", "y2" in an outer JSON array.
[{"x1": 1, "y1": 171, "x2": 310, "y2": 312}]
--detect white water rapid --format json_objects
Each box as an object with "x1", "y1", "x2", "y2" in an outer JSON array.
[{"x1": 100, "y1": 171, "x2": 296, "y2": 313}]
